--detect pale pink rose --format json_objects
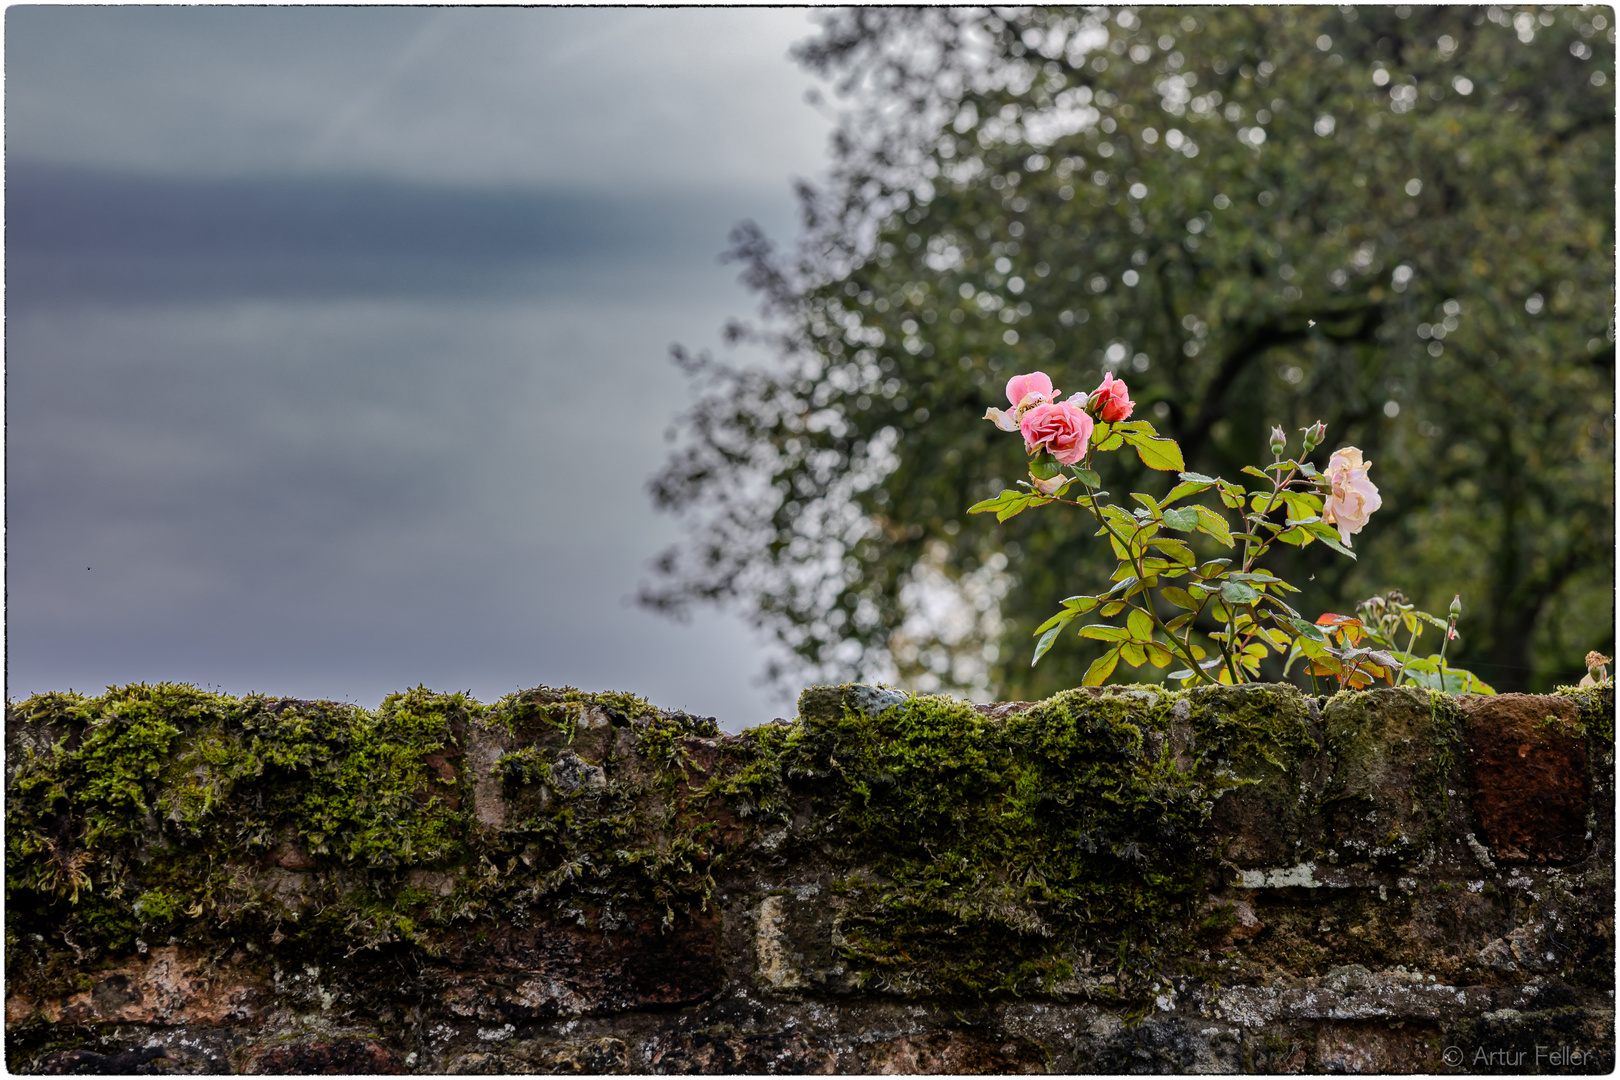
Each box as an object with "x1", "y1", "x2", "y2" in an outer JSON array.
[
  {"x1": 1320, "y1": 446, "x2": 1382, "y2": 546},
  {"x1": 988, "y1": 371, "x2": 1065, "y2": 433},
  {"x1": 1088, "y1": 373, "x2": 1135, "y2": 423},
  {"x1": 1020, "y1": 401, "x2": 1095, "y2": 465},
  {"x1": 1005, "y1": 371, "x2": 1060, "y2": 410}
]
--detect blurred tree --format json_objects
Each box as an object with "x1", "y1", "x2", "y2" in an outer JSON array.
[{"x1": 645, "y1": 6, "x2": 1614, "y2": 698}]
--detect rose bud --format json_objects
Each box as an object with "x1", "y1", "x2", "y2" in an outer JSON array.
[{"x1": 1088, "y1": 373, "x2": 1135, "y2": 423}]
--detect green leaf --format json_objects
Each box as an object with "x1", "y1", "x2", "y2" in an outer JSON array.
[
  {"x1": 1071, "y1": 466, "x2": 1102, "y2": 487},
  {"x1": 1060, "y1": 595, "x2": 1102, "y2": 613},
  {"x1": 1131, "y1": 491, "x2": 1163, "y2": 516},
  {"x1": 999, "y1": 496, "x2": 1043, "y2": 522},
  {"x1": 1078, "y1": 623, "x2": 1130, "y2": 641},
  {"x1": 1029, "y1": 453, "x2": 1066, "y2": 480},
  {"x1": 1241, "y1": 465, "x2": 1271, "y2": 480},
  {"x1": 1178, "y1": 471, "x2": 1218, "y2": 483},
  {"x1": 967, "y1": 489, "x2": 1025, "y2": 514},
  {"x1": 1120, "y1": 640, "x2": 1147, "y2": 666},
  {"x1": 1032, "y1": 625, "x2": 1062, "y2": 666},
  {"x1": 969, "y1": 488, "x2": 1047, "y2": 521},
  {"x1": 1289, "y1": 618, "x2": 1328, "y2": 643},
  {"x1": 1034, "y1": 609, "x2": 1078, "y2": 635},
  {"x1": 1146, "y1": 537, "x2": 1196, "y2": 565},
  {"x1": 1220, "y1": 580, "x2": 1261, "y2": 605},
  {"x1": 1161, "y1": 585, "x2": 1199, "y2": 610},
  {"x1": 1126, "y1": 607, "x2": 1154, "y2": 641},
  {"x1": 1192, "y1": 506, "x2": 1234, "y2": 547},
  {"x1": 1275, "y1": 526, "x2": 1313, "y2": 546},
  {"x1": 1103, "y1": 575, "x2": 1137, "y2": 596},
  {"x1": 1123, "y1": 431, "x2": 1186, "y2": 472},
  {"x1": 1159, "y1": 506, "x2": 1199, "y2": 532},
  {"x1": 1281, "y1": 490, "x2": 1324, "y2": 520},
  {"x1": 1162, "y1": 479, "x2": 1214, "y2": 506},
  {"x1": 1081, "y1": 646, "x2": 1121, "y2": 687}
]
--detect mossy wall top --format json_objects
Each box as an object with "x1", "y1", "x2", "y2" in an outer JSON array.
[{"x1": 5, "y1": 680, "x2": 1613, "y2": 1074}]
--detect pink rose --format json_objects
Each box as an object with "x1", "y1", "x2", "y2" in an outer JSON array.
[
  {"x1": 1089, "y1": 373, "x2": 1135, "y2": 423},
  {"x1": 1020, "y1": 401, "x2": 1095, "y2": 465},
  {"x1": 1320, "y1": 446, "x2": 1382, "y2": 547},
  {"x1": 986, "y1": 371, "x2": 1065, "y2": 432},
  {"x1": 1006, "y1": 371, "x2": 1059, "y2": 409}
]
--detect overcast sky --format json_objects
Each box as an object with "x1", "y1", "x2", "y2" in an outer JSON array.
[{"x1": 5, "y1": 6, "x2": 836, "y2": 729}]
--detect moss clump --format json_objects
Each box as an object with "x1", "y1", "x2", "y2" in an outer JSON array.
[
  {"x1": 1557, "y1": 682, "x2": 1616, "y2": 743},
  {"x1": 4, "y1": 682, "x2": 724, "y2": 1003},
  {"x1": 477, "y1": 689, "x2": 723, "y2": 930},
  {"x1": 1315, "y1": 688, "x2": 1460, "y2": 866},
  {"x1": 708, "y1": 684, "x2": 1285, "y2": 998}
]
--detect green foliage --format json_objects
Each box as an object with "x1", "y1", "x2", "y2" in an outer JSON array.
[
  {"x1": 979, "y1": 418, "x2": 1400, "y2": 687},
  {"x1": 646, "y1": 6, "x2": 1614, "y2": 697}
]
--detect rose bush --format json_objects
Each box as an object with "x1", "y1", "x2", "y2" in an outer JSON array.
[{"x1": 970, "y1": 369, "x2": 1490, "y2": 692}]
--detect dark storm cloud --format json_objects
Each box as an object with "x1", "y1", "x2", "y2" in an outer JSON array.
[{"x1": 7, "y1": 160, "x2": 752, "y2": 303}]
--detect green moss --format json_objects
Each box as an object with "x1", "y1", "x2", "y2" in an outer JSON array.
[
  {"x1": 705, "y1": 685, "x2": 1280, "y2": 998},
  {"x1": 1315, "y1": 688, "x2": 1459, "y2": 866},
  {"x1": 1556, "y1": 682, "x2": 1615, "y2": 743},
  {"x1": 495, "y1": 746, "x2": 553, "y2": 786},
  {"x1": 131, "y1": 888, "x2": 184, "y2": 924},
  {"x1": 6, "y1": 682, "x2": 716, "y2": 999}
]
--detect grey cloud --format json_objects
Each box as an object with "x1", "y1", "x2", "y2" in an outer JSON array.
[{"x1": 7, "y1": 161, "x2": 781, "y2": 303}]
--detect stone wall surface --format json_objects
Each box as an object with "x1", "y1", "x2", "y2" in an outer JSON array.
[{"x1": 3, "y1": 681, "x2": 1613, "y2": 1074}]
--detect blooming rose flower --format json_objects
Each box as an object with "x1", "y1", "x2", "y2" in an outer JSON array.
[
  {"x1": 1020, "y1": 401, "x2": 1094, "y2": 465},
  {"x1": 1320, "y1": 446, "x2": 1382, "y2": 546},
  {"x1": 1006, "y1": 371, "x2": 1059, "y2": 410},
  {"x1": 1089, "y1": 373, "x2": 1134, "y2": 423},
  {"x1": 985, "y1": 371, "x2": 1063, "y2": 431}
]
